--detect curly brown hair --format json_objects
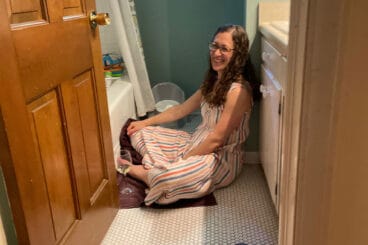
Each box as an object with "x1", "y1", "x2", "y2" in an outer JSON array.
[{"x1": 200, "y1": 24, "x2": 251, "y2": 107}]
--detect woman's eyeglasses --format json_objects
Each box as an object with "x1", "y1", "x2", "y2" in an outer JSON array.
[{"x1": 208, "y1": 42, "x2": 234, "y2": 54}]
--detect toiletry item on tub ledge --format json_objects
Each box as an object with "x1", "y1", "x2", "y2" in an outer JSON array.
[{"x1": 103, "y1": 53, "x2": 125, "y2": 87}]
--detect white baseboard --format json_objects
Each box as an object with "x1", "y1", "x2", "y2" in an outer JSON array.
[{"x1": 245, "y1": 151, "x2": 260, "y2": 164}]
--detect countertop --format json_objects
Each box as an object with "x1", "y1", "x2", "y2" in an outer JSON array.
[
  {"x1": 258, "y1": 1, "x2": 290, "y2": 57},
  {"x1": 259, "y1": 21, "x2": 289, "y2": 57}
]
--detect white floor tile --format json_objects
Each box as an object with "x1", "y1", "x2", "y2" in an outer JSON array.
[{"x1": 102, "y1": 164, "x2": 278, "y2": 245}]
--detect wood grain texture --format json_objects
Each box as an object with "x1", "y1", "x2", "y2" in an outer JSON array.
[
  {"x1": 0, "y1": 0, "x2": 118, "y2": 243},
  {"x1": 8, "y1": 0, "x2": 45, "y2": 24}
]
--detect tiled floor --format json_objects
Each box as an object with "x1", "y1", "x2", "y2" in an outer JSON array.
[
  {"x1": 102, "y1": 164, "x2": 278, "y2": 245},
  {"x1": 102, "y1": 114, "x2": 279, "y2": 244}
]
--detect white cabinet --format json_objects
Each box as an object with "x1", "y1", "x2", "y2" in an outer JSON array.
[
  {"x1": 261, "y1": 38, "x2": 287, "y2": 88},
  {"x1": 260, "y1": 37, "x2": 287, "y2": 213}
]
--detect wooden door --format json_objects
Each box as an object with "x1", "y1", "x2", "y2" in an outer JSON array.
[{"x1": 0, "y1": 0, "x2": 118, "y2": 244}]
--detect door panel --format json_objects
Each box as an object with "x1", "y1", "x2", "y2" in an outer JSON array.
[
  {"x1": 62, "y1": 71, "x2": 107, "y2": 207},
  {"x1": 7, "y1": 0, "x2": 46, "y2": 24},
  {"x1": 75, "y1": 72, "x2": 105, "y2": 193},
  {"x1": 27, "y1": 91, "x2": 76, "y2": 242},
  {"x1": 0, "y1": 0, "x2": 118, "y2": 243},
  {"x1": 63, "y1": 0, "x2": 84, "y2": 16},
  {"x1": 13, "y1": 20, "x2": 92, "y2": 102}
]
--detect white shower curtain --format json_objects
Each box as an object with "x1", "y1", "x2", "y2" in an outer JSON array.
[{"x1": 109, "y1": 0, "x2": 155, "y2": 117}]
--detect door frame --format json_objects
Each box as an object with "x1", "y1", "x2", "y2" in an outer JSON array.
[
  {"x1": 278, "y1": 0, "x2": 347, "y2": 244},
  {"x1": 277, "y1": 0, "x2": 308, "y2": 243}
]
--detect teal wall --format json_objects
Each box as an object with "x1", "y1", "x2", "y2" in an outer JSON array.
[
  {"x1": 167, "y1": 0, "x2": 245, "y2": 96},
  {"x1": 135, "y1": 0, "x2": 245, "y2": 96},
  {"x1": 134, "y1": 0, "x2": 172, "y2": 84},
  {"x1": 0, "y1": 167, "x2": 17, "y2": 244},
  {"x1": 0, "y1": 109, "x2": 18, "y2": 244}
]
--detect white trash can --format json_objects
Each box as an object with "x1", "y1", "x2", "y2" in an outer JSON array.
[{"x1": 151, "y1": 82, "x2": 186, "y2": 129}]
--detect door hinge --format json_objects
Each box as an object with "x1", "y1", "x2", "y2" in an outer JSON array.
[
  {"x1": 278, "y1": 103, "x2": 282, "y2": 115},
  {"x1": 275, "y1": 183, "x2": 278, "y2": 196}
]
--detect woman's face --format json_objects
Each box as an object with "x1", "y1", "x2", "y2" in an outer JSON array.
[{"x1": 210, "y1": 31, "x2": 234, "y2": 78}]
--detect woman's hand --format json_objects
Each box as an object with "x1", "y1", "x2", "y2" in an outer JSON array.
[{"x1": 127, "y1": 120, "x2": 148, "y2": 136}]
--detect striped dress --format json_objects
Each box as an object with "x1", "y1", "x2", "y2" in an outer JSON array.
[{"x1": 130, "y1": 83, "x2": 251, "y2": 205}]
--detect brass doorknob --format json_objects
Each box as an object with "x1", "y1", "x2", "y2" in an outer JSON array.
[{"x1": 89, "y1": 11, "x2": 111, "y2": 29}]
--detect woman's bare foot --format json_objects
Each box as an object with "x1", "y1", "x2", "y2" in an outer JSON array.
[{"x1": 116, "y1": 157, "x2": 150, "y2": 185}]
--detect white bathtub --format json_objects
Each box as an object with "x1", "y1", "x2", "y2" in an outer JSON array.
[{"x1": 106, "y1": 75, "x2": 136, "y2": 165}]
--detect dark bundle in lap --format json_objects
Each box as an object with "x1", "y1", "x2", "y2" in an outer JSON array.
[{"x1": 118, "y1": 118, "x2": 217, "y2": 209}]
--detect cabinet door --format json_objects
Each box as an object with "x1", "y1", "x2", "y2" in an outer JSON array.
[
  {"x1": 260, "y1": 65, "x2": 282, "y2": 212},
  {"x1": 0, "y1": 0, "x2": 118, "y2": 244}
]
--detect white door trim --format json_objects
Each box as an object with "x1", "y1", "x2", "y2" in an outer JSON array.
[
  {"x1": 277, "y1": 0, "x2": 308, "y2": 243},
  {"x1": 279, "y1": 0, "x2": 347, "y2": 244}
]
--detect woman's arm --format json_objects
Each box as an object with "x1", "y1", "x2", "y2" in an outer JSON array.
[
  {"x1": 127, "y1": 90, "x2": 202, "y2": 135},
  {"x1": 183, "y1": 86, "x2": 252, "y2": 159}
]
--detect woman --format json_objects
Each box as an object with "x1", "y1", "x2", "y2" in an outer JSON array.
[{"x1": 120, "y1": 24, "x2": 257, "y2": 205}]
